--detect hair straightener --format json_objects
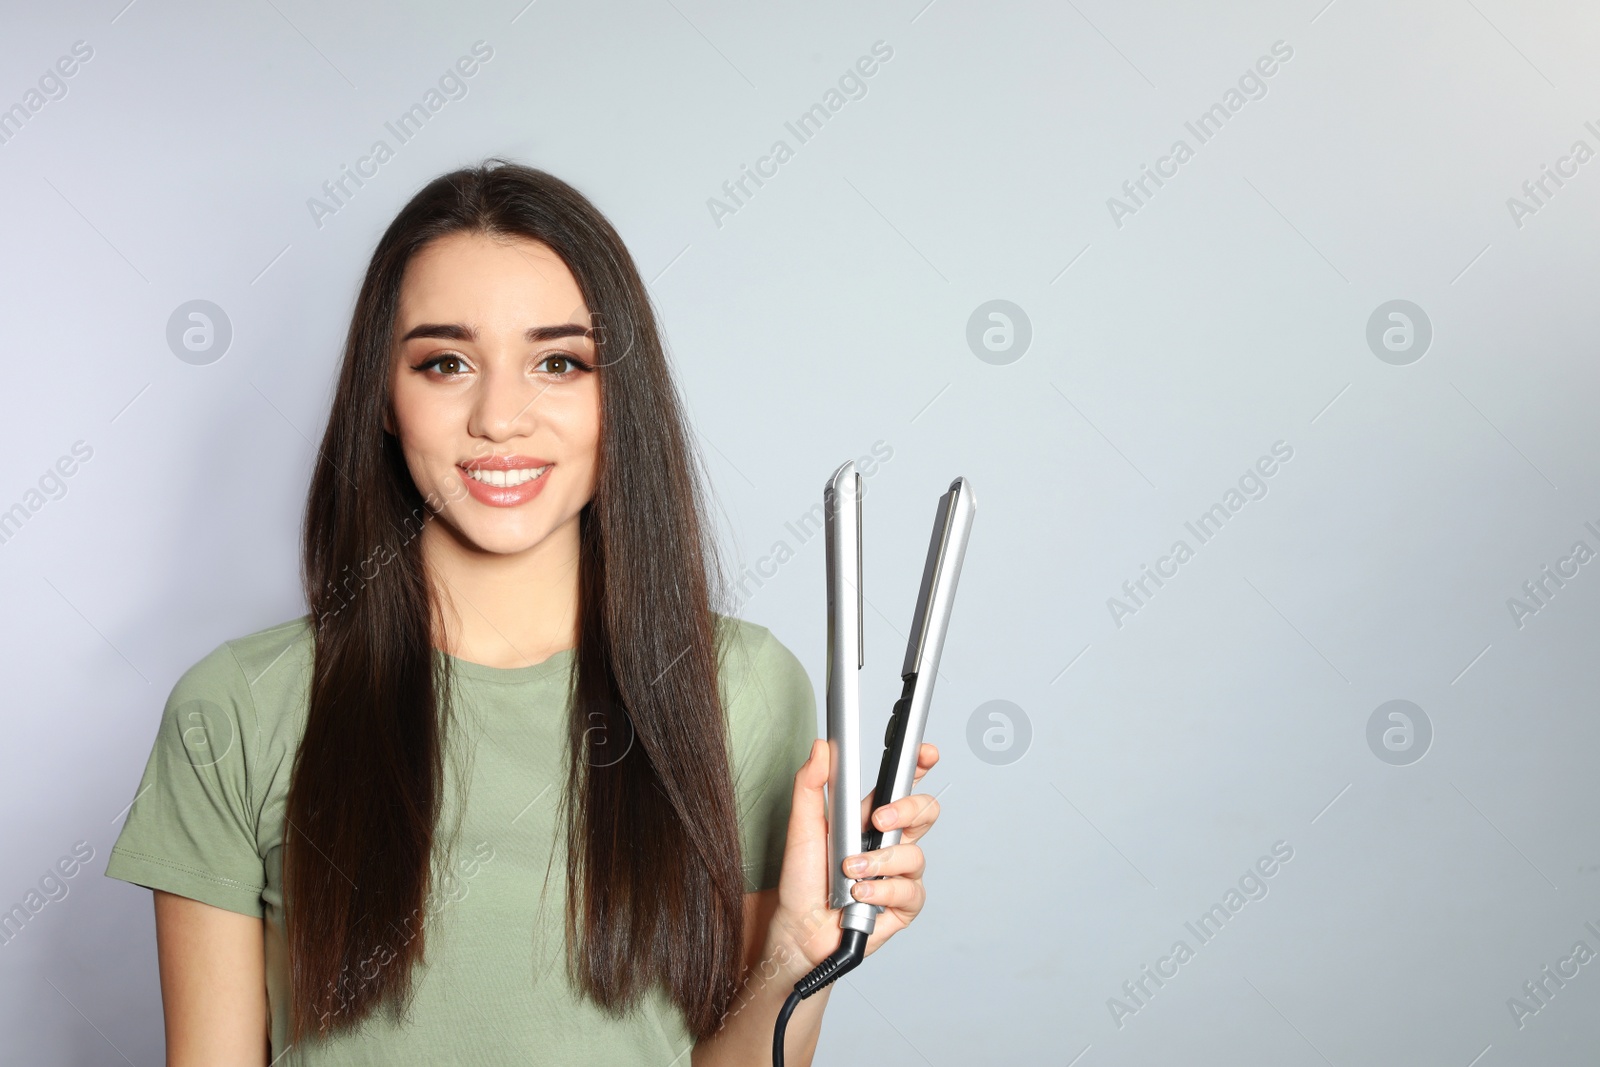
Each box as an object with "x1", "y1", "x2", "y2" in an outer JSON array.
[{"x1": 772, "y1": 461, "x2": 976, "y2": 1066}]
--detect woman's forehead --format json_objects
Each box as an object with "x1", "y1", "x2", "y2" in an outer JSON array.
[{"x1": 398, "y1": 232, "x2": 590, "y2": 331}]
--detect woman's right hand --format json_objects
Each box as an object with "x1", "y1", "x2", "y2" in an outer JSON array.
[{"x1": 766, "y1": 738, "x2": 943, "y2": 974}]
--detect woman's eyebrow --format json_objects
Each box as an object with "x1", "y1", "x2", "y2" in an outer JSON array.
[{"x1": 399, "y1": 322, "x2": 593, "y2": 343}]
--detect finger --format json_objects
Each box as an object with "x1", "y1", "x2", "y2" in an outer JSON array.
[
  {"x1": 859, "y1": 744, "x2": 942, "y2": 825},
  {"x1": 774, "y1": 739, "x2": 842, "y2": 948},
  {"x1": 783, "y1": 740, "x2": 830, "y2": 856},
  {"x1": 799, "y1": 738, "x2": 828, "y2": 788},
  {"x1": 842, "y1": 843, "x2": 924, "y2": 880},
  {"x1": 872, "y1": 792, "x2": 940, "y2": 835},
  {"x1": 849, "y1": 875, "x2": 925, "y2": 913}
]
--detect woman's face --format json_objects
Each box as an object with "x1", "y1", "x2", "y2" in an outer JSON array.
[{"x1": 388, "y1": 230, "x2": 602, "y2": 557}]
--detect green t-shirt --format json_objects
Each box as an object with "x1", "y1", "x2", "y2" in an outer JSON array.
[{"x1": 104, "y1": 613, "x2": 817, "y2": 1065}]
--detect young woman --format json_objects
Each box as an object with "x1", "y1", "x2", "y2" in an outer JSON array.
[{"x1": 105, "y1": 160, "x2": 942, "y2": 1065}]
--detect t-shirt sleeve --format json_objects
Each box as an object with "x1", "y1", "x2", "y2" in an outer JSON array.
[
  {"x1": 103, "y1": 641, "x2": 267, "y2": 918},
  {"x1": 732, "y1": 628, "x2": 819, "y2": 894}
]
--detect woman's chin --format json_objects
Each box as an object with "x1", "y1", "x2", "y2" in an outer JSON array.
[{"x1": 439, "y1": 512, "x2": 564, "y2": 558}]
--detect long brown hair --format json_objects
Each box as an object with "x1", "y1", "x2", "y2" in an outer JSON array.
[{"x1": 288, "y1": 160, "x2": 743, "y2": 1043}]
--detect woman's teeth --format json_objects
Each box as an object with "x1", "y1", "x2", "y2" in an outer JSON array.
[{"x1": 463, "y1": 465, "x2": 550, "y2": 487}]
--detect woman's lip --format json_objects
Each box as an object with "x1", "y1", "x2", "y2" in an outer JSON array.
[
  {"x1": 460, "y1": 454, "x2": 554, "y2": 471},
  {"x1": 458, "y1": 463, "x2": 552, "y2": 508}
]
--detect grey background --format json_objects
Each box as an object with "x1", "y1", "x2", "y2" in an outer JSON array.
[{"x1": 3, "y1": 0, "x2": 1597, "y2": 1064}]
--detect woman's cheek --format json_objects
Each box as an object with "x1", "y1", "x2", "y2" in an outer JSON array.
[{"x1": 440, "y1": 470, "x2": 469, "y2": 504}]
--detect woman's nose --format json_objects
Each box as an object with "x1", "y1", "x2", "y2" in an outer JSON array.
[{"x1": 467, "y1": 361, "x2": 543, "y2": 441}]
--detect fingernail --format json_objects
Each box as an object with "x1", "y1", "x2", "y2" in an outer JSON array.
[
  {"x1": 844, "y1": 856, "x2": 867, "y2": 875},
  {"x1": 854, "y1": 882, "x2": 874, "y2": 900},
  {"x1": 877, "y1": 809, "x2": 897, "y2": 828}
]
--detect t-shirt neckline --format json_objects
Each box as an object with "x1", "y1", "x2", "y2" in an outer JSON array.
[{"x1": 440, "y1": 645, "x2": 576, "y2": 685}]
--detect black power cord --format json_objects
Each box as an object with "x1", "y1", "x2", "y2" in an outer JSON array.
[{"x1": 771, "y1": 928, "x2": 869, "y2": 1066}]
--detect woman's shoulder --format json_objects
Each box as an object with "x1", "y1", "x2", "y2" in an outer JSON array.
[
  {"x1": 223, "y1": 613, "x2": 313, "y2": 669},
  {"x1": 712, "y1": 612, "x2": 810, "y2": 706},
  {"x1": 167, "y1": 615, "x2": 314, "y2": 729},
  {"x1": 712, "y1": 613, "x2": 816, "y2": 759},
  {"x1": 712, "y1": 613, "x2": 819, "y2": 891},
  {"x1": 104, "y1": 616, "x2": 314, "y2": 915}
]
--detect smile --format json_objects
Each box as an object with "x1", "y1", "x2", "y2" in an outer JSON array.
[
  {"x1": 457, "y1": 459, "x2": 554, "y2": 508},
  {"x1": 462, "y1": 464, "x2": 550, "y2": 487}
]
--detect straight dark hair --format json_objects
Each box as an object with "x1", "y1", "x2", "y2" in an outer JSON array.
[{"x1": 287, "y1": 160, "x2": 744, "y2": 1044}]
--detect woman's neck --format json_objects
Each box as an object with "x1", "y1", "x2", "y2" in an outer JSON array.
[{"x1": 419, "y1": 514, "x2": 582, "y2": 669}]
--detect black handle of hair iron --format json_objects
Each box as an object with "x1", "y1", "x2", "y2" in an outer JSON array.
[{"x1": 772, "y1": 464, "x2": 976, "y2": 1067}]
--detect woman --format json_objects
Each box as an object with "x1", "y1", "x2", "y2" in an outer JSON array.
[{"x1": 105, "y1": 160, "x2": 941, "y2": 1065}]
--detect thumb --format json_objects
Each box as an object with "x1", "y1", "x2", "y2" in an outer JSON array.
[
  {"x1": 800, "y1": 738, "x2": 828, "y2": 787},
  {"x1": 785, "y1": 740, "x2": 829, "y2": 851},
  {"x1": 774, "y1": 739, "x2": 843, "y2": 958},
  {"x1": 793, "y1": 739, "x2": 832, "y2": 831}
]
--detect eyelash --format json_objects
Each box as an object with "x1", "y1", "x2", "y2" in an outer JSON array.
[{"x1": 411, "y1": 352, "x2": 594, "y2": 379}]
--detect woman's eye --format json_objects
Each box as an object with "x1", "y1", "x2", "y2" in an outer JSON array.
[
  {"x1": 415, "y1": 354, "x2": 468, "y2": 377},
  {"x1": 538, "y1": 353, "x2": 591, "y2": 377}
]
